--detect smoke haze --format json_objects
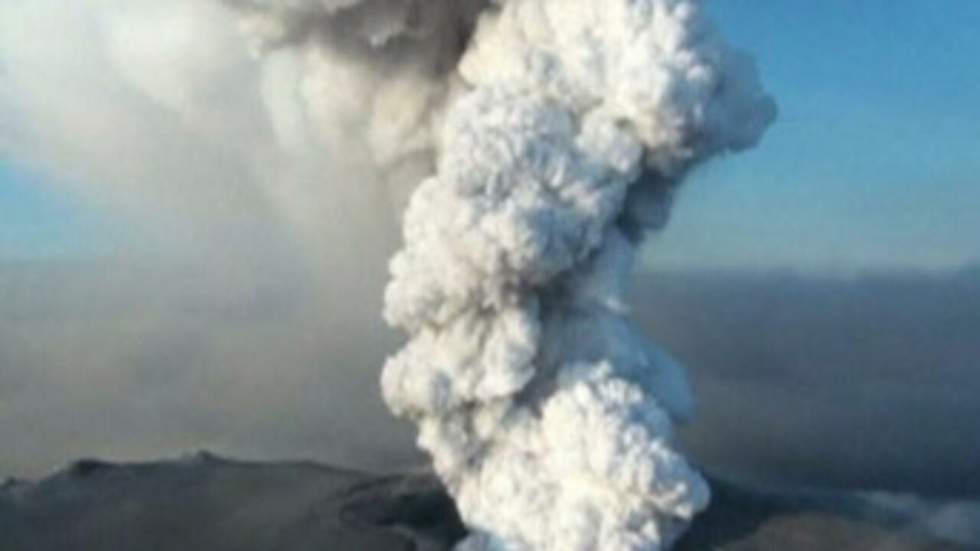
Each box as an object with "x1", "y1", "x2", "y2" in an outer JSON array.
[
  {"x1": 0, "y1": 257, "x2": 417, "y2": 476},
  {"x1": 0, "y1": 0, "x2": 412, "y2": 474}
]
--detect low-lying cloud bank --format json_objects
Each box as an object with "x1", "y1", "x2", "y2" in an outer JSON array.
[
  {"x1": 634, "y1": 267, "x2": 980, "y2": 498},
  {"x1": 4, "y1": 262, "x2": 979, "y2": 501}
]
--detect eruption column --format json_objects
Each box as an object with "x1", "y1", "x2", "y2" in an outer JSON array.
[
  {"x1": 223, "y1": 0, "x2": 774, "y2": 548},
  {"x1": 381, "y1": 1, "x2": 776, "y2": 549}
]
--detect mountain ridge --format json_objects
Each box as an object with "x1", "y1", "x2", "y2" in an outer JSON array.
[{"x1": 1, "y1": 453, "x2": 973, "y2": 551}]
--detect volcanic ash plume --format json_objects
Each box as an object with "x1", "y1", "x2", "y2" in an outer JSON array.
[
  {"x1": 384, "y1": 3, "x2": 776, "y2": 550},
  {"x1": 232, "y1": 0, "x2": 775, "y2": 549}
]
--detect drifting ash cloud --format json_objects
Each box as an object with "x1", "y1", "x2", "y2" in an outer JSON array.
[
  {"x1": 0, "y1": 0, "x2": 414, "y2": 473},
  {"x1": 0, "y1": 258, "x2": 419, "y2": 476}
]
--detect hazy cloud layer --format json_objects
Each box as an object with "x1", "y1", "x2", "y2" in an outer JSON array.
[
  {"x1": 0, "y1": 0, "x2": 409, "y2": 474},
  {"x1": 1, "y1": 258, "x2": 416, "y2": 476},
  {"x1": 3, "y1": 263, "x2": 979, "y2": 503},
  {"x1": 634, "y1": 267, "x2": 980, "y2": 498}
]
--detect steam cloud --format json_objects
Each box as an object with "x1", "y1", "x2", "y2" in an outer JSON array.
[
  {"x1": 228, "y1": 0, "x2": 774, "y2": 548},
  {"x1": 383, "y1": 3, "x2": 774, "y2": 549}
]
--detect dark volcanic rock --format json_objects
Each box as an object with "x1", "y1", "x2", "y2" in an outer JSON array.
[
  {"x1": 0, "y1": 454, "x2": 973, "y2": 551},
  {"x1": 0, "y1": 453, "x2": 458, "y2": 551}
]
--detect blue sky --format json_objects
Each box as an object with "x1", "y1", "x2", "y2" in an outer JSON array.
[
  {"x1": 2, "y1": 1, "x2": 979, "y2": 273},
  {"x1": 0, "y1": 163, "x2": 122, "y2": 259},
  {"x1": 653, "y1": 0, "x2": 980, "y2": 272}
]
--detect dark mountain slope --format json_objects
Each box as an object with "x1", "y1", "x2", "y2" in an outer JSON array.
[{"x1": 0, "y1": 454, "x2": 972, "y2": 551}]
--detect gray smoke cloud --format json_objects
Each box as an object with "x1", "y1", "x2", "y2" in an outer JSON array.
[
  {"x1": 0, "y1": 257, "x2": 419, "y2": 476},
  {"x1": 0, "y1": 0, "x2": 413, "y2": 473}
]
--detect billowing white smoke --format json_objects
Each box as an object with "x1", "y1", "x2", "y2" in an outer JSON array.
[
  {"x1": 228, "y1": 0, "x2": 774, "y2": 549},
  {"x1": 381, "y1": 2, "x2": 775, "y2": 549}
]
